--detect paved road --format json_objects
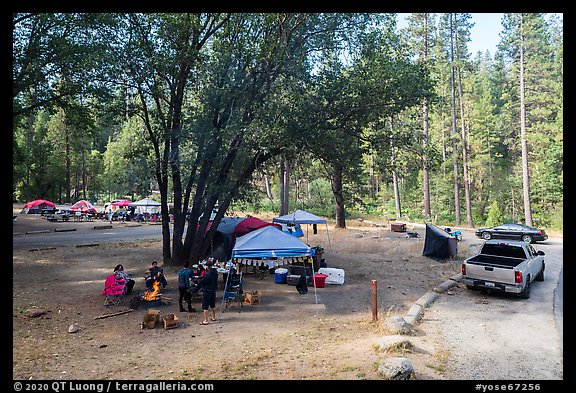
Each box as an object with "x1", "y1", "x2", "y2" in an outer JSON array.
[
  {"x1": 420, "y1": 233, "x2": 563, "y2": 380},
  {"x1": 13, "y1": 221, "x2": 169, "y2": 248}
]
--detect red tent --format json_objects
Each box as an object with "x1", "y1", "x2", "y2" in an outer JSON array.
[
  {"x1": 71, "y1": 200, "x2": 97, "y2": 213},
  {"x1": 22, "y1": 199, "x2": 56, "y2": 214},
  {"x1": 232, "y1": 217, "x2": 281, "y2": 238},
  {"x1": 111, "y1": 199, "x2": 131, "y2": 207}
]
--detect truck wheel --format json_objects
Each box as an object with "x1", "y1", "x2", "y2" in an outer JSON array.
[
  {"x1": 519, "y1": 279, "x2": 531, "y2": 299},
  {"x1": 481, "y1": 232, "x2": 491, "y2": 240},
  {"x1": 521, "y1": 234, "x2": 533, "y2": 243},
  {"x1": 536, "y1": 263, "x2": 545, "y2": 281}
]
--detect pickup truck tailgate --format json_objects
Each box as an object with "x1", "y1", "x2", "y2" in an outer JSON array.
[{"x1": 465, "y1": 263, "x2": 517, "y2": 285}]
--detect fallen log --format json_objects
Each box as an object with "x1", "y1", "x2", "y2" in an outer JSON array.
[
  {"x1": 94, "y1": 308, "x2": 134, "y2": 320},
  {"x1": 362, "y1": 219, "x2": 386, "y2": 227}
]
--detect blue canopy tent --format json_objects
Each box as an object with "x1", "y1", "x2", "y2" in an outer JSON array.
[
  {"x1": 273, "y1": 209, "x2": 331, "y2": 250},
  {"x1": 231, "y1": 225, "x2": 314, "y2": 260},
  {"x1": 226, "y1": 225, "x2": 320, "y2": 316}
]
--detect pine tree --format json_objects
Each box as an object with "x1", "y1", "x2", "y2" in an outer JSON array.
[{"x1": 485, "y1": 200, "x2": 504, "y2": 227}]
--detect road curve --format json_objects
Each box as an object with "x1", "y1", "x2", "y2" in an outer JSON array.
[{"x1": 419, "y1": 236, "x2": 563, "y2": 380}]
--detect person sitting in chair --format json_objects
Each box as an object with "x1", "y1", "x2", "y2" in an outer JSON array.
[
  {"x1": 113, "y1": 264, "x2": 135, "y2": 294},
  {"x1": 146, "y1": 261, "x2": 168, "y2": 289}
]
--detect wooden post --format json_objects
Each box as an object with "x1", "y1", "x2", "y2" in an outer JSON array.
[{"x1": 371, "y1": 279, "x2": 378, "y2": 322}]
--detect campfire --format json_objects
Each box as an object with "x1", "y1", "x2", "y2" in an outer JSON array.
[
  {"x1": 129, "y1": 280, "x2": 172, "y2": 310},
  {"x1": 142, "y1": 280, "x2": 161, "y2": 301}
]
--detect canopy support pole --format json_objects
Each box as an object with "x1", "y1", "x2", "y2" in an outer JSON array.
[
  {"x1": 325, "y1": 223, "x2": 332, "y2": 252},
  {"x1": 309, "y1": 256, "x2": 320, "y2": 318},
  {"x1": 219, "y1": 265, "x2": 233, "y2": 318}
]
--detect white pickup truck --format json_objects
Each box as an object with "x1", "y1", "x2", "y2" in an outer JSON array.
[{"x1": 461, "y1": 240, "x2": 545, "y2": 299}]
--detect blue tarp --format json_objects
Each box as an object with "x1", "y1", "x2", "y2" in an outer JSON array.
[{"x1": 231, "y1": 226, "x2": 315, "y2": 259}]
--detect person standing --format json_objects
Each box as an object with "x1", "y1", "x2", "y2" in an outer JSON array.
[
  {"x1": 199, "y1": 259, "x2": 218, "y2": 325},
  {"x1": 177, "y1": 261, "x2": 196, "y2": 312}
]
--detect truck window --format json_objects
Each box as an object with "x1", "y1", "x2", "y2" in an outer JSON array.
[{"x1": 481, "y1": 243, "x2": 527, "y2": 259}]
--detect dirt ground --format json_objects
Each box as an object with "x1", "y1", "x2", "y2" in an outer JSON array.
[{"x1": 12, "y1": 206, "x2": 478, "y2": 381}]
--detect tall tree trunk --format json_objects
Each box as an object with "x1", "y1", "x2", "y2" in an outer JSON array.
[
  {"x1": 370, "y1": 149, "x2": 376, "y2": 201},
  {"x1": 279, "y1": 159, "x2": 285, "y2": 213},
  {"x1": 389, "y1": 117, "x2": 402, "y2": 218},
  {"x1": 422, "y1": 14, "x2": 431, "y2": 221},
  {"x1": 519, "y1": 14, "x2": 533, "y2": 227},
  {"x1": 81, "y1": 140, "x2": 86, "y2": 201},
  {"x1": 456, "y1": 66, "x2": 473, "y2": 227},
  {"x1": 422, "y1": 99, "x2": 431, "y2": 220},
  {"x1": 264, "y1": 173, "x2": 273, "y2": 200},
  {"x1": 331, "y1": 163, "x2": 346, "y2": 229},
  {"x1": 283, "y1": 160, "x2": 290, "y2": 214},
  {"x1": 449, "y1": 13, "x2": 461, "y2": 226},
  {"x1": 279, "y1": 158, "x2": 289, "y2": 215},
  {"x1": 65, "y1": 132, "x2": 71, "y2": 203}
]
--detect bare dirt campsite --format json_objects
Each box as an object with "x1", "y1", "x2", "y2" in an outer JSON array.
[{"x1": 13, "y1": 204, "x2": 478, "y2": 381}]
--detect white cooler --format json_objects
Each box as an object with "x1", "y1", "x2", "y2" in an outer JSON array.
[{"x1": 317, "y1": 268, "x2": 345, "y2": 285}]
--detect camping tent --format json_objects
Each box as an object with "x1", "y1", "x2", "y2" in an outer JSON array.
[
  {"x1": 111, "y1": 199, "x2": 131, "y2": 207},
  {"x1": 208, "y1": 217, "x2": 247, "y2": 262},
  {"x1": 273, "y1": 209, "x2": 331, "y2": 249},
  {"x1": 128, "y1": 198, "x2": 161, "y2": 214},
  {"x1": 232, "y1": 216, "x2": 281, "y2": 237},
  {"x1": 70, "y1": 200, "x2": 97, "y2": 213},
  {"x1": 22, "y1": 199, "x2": 56, "y2": 214},
  {"x1": 231, "y1": 225, "x2": 314, "y2": 260},
  {"x1": 422, "y1": 223, "x2": 458, "y2": 259},
  {"x1": 208, "y1": 217, "x2": 282, "y2": 262}
]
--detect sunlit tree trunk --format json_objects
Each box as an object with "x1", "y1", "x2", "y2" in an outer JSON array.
[
  {"x1": 449, "y1": 13, "x2": 461, "y2": 226},
  {"x1": 519, "y1": 14, "x2": 533, "y2": 227}
]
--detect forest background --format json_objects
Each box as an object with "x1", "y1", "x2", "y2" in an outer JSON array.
[{"x1": 12, "y1": 13, "x2": 563, "y2": 265}]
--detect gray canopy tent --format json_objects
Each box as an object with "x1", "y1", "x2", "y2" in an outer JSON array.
[{"x1": 273, "y1": 209, "x2": 331, "y2": 250}]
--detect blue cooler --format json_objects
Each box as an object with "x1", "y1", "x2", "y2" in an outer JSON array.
[{"x1": 274, "y1": 268, "x2": 289, "y2": 284}]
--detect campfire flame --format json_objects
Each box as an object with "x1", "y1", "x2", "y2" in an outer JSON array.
[{"x1": 142, "y1": 280, "x2": 161, "y2": 301}]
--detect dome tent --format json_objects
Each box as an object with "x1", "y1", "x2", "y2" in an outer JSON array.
[{"x1": 22, "y1": 199, "x2": 56, "y2": 214}]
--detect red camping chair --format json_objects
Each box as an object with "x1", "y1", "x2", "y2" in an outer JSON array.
[{"x1": 101, "y1": 273, "x2": 127, "y2": 307}]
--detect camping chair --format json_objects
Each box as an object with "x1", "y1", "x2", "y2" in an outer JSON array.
[
  {"x1": 222, "y1": 270, "x2": 243, "y2": 312},
  {"x1": 101, "y1": 273, "x2": 127, "y2": 307}
]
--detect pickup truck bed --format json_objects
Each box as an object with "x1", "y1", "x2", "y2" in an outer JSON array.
[{"x1": 465, "y1": 254, "x2": 525, "y2": 268}]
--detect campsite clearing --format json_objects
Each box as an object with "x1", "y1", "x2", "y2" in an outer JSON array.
[{"x1": 12, "y1": 209, "x2": 482, "y2": 380}]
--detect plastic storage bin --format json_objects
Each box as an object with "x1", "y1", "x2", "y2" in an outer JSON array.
[{"x1": 311, "y1": 273, "x2": 328, "y2": 288}]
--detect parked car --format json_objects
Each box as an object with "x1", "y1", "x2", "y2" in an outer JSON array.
[{"x1": 474, "y1": 223, "x2": 548, "y2": 243}]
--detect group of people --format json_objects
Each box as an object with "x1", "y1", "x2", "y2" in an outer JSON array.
[
  {"x1": 178, "y1": 259, "x2": 218, "y2": 325},
  {"x1": 106, "y1": 259, "x2": 219, "y2": 325}
]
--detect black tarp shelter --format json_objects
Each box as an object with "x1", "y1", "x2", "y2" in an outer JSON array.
[{"x1": 422, "y1": 223, "x2": 458, "y2": 259}]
